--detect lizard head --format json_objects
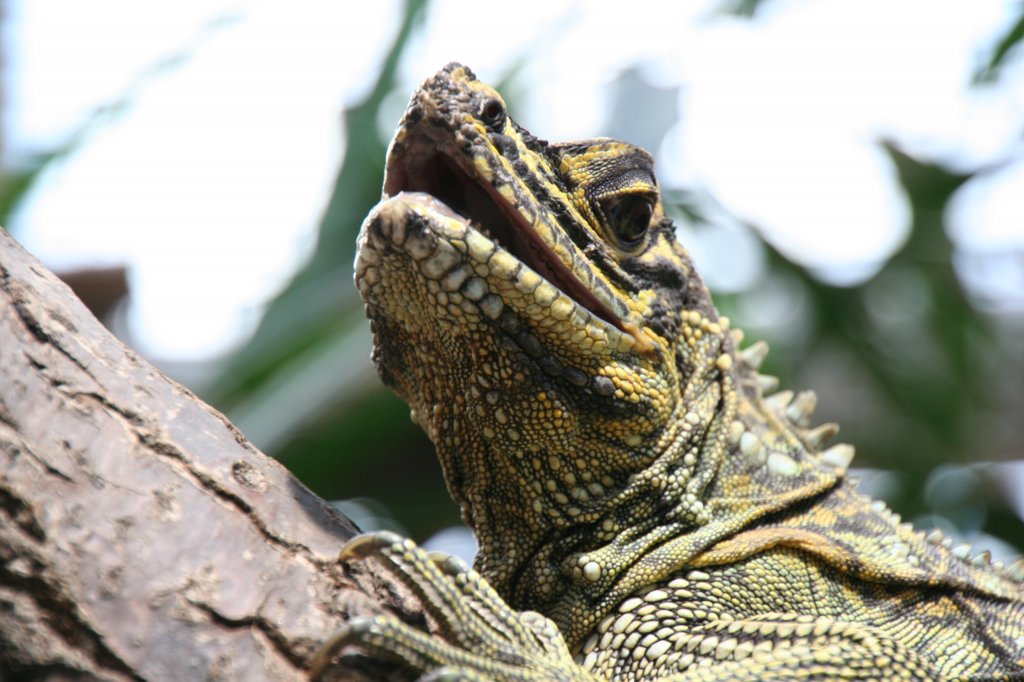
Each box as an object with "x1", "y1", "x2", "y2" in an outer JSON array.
[{"x1": 355, "y1": 63, "x2": 733, "y2": 572}]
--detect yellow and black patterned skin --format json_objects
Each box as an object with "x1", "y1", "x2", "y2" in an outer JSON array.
[{"x1": 315, "y1": 63, "x2": 1024, "y2": 681}]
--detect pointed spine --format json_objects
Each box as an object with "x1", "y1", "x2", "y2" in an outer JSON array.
[
  {"x1": 764, "y1": 390, "x2": 794, "y2": 412},
  {"x1": 805, "y1": 422, "x2": 839, "y2": 449},
  {"x1": 740, "y1": 340, "x2": 768, "y2": 370},
  {"x1": 757, "y1": 374, "x2": 779, "y2": 393},
  {"x1": 821, "y1": 444, "x2": 855, "y2": 471},
  {"x1": 785, "y1": 390, "x2": 817, "y2": 426}
]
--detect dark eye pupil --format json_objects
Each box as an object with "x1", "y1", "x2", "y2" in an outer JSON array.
[
  {"x1": 481, "y1": 99, "x2": 505, "y2": 129},
  {"x1": 605, "y1": 195, "x2": 652, "y2": 247}
]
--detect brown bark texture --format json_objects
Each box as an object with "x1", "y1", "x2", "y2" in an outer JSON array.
[{"x1": 0, "y1": 229, "x2": 407, "y2": 681}]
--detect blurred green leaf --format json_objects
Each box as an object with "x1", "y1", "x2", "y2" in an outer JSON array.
[
  {"x1": 717, "y1": 0, "x2": 776, "y2": 18},
  {"x1": 974, "y1": 10, "x2": 1024, "y2": 83},
  {"x1": 0, "y1": 153, "x2": 57, "y2": 229}
]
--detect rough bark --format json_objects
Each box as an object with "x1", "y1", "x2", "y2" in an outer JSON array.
[{"x1": 0, "y1": 229, "x2": 407, "y2": 681}]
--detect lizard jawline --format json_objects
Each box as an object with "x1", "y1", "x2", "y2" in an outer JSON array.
[{"x1": 383, "y1": 147, "x2": 626, "y2": 332}]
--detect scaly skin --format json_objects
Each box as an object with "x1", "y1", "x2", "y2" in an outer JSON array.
[{"x1": 315, "y1": 63, "x2": 1024, "y2": 681}]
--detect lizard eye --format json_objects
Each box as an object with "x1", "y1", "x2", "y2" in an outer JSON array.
[
  {"x1": 600, "y1": 194, "x2": 654, "y2": 250},
  {"x1": 480, "y1": 98, "x2": 506, "y2": 130}
]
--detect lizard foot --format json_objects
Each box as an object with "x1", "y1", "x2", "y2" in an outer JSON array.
[{"x1": 311, "y1": 531, "x2": 597, "y2": 681}]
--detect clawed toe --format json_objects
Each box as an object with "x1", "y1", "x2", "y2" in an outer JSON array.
[{"x1": 314, "y1": 533, "x2": 588, "y2": 681}]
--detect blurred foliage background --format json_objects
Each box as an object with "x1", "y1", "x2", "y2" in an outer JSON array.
[{"x1": 3, "y1": 0, "x2": 1023, "y2": 561}]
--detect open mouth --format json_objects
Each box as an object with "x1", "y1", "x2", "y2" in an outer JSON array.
[{"x1": 383, "y1": 141, "x2": 626, "y2": 332}]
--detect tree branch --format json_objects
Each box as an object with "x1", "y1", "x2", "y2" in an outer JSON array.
[{"x1": 0, "y1": 229, "x2": 405, "y2": 680}]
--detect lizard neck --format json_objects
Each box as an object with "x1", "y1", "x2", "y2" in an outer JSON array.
[
  {"x1": 440, "y1": 321, "x2": 847, "y2": 649},
  {"x1": 437, "y1": 302, "x2": 736, "y2": 606}
]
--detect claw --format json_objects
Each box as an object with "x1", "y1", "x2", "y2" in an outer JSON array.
[
  {"x1": 430, "y1": 552, "x2": 472, "y2": 575},
  {"x1": 338, "y1": 530, "x2": 406, "y2": 561},
  {"x1": 310, "y1": 619, "x2": 374, "y2": 680}
]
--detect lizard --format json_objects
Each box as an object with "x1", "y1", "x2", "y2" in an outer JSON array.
[{"x1": 313, "y1": 62, "x2": 1024, "y2": 680}]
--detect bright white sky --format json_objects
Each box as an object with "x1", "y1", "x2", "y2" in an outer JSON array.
[{"x1": 7, "y1": 0, "x2": 1024, "y2": 360}]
